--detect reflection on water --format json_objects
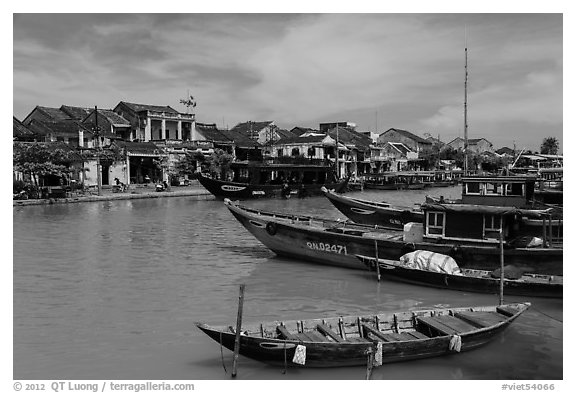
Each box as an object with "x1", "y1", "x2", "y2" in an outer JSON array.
[{"x1": 13, "y1": 187, "x2": 562, "y2": 380}]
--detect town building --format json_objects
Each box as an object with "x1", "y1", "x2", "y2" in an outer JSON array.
[
  {"x1": 447, "y1": 137, "x2": 494, "y2": 154},
  {"x1": 377, "y1": 128, "x2": 433, "y2": 154}
]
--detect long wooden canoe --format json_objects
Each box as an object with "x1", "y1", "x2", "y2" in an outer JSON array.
[
  {"x1": 321, "y1": 186, "x2": 423, "y2": 229},
  {"x1": 224, "y1": 199, "x2": 563, "y2": 275},
  {"x1": 357, "y1": 255, "x2": 563, "y2": 298},
  {"x1": 196, "y1": 302, "x2": 530, "y2": 368}
]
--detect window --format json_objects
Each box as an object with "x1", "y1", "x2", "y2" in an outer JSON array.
[
  {"x1": 483, "y1": 215, "x2": 502, "y2": 238},
  {"x1": 307, "y1": 147, "x2": 316, "y2": 157},
  {"x1": 505, "y1": 183, "x2": 524, "y2": 196},
  {"x1": 465, "y1": 182, "x2": 480, "y2": 195},
  {"x1": 277, "y1": 149, "x2": 284, "y2": 157},
  {"x1": 485, "y1": 183, "x2": 503, "y2": 195},
  {"x1": 291, "y1": 147, "x2": 300, "y2": 156},
  {"x1": 426, "y1": 211, "x2": 445, "y2": 236}
]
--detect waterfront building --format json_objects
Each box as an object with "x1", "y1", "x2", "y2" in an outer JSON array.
[
  {"x1": 13, "y1": 117, "x2": 38, "y2": 142},
  {"x1": 377, "y1": 128, "x2": 433, "y2": 154},
  {"x1": 113, "y1": 101, "x2": 195, "y2": 143},
  {"x1": 230, "y1": 120, "x2": 293, "y2": 145},
  {"x1": 446, "y1": 137, "x2": 494, "y2": 154}
]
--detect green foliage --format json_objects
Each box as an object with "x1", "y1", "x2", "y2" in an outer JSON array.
[
  {"x1": 205, "y1": 149, "x2": 234, "y2": 178},
  {"x1": 13, "y1": 142, "x2": 76, "y2": 185},
  {"x1": 540, "y1": 137, "x2": 559, "y2": 155}
]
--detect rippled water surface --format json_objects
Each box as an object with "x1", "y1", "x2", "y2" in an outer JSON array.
[{"x1": 13, "y1": 186, "x2": 563, "y2": 380}]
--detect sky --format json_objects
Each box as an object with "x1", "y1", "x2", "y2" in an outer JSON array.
[{"x1": 12, "y1": 11, "x2": 564, "y2": 152}]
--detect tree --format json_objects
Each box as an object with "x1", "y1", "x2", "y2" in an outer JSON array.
[
  {"x1": 540, "y1": 137, "x2": 559, "y2": 155},
  {"x1": 174, "y1": 151, "x2": 205, "y2": 179},
  {"x1": 13, "y1": 142, "x2": 77, "y2": 187},
  {"x1": 206, "y1": 149, "x2": 234, "y2": 179}
]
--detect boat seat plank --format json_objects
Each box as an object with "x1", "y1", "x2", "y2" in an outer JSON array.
[
  {"x1": 416, "y1": 316, "x2": 460, "y2": 336},
  {"x1": 496, "y1": 305, "x2": 517, "y2": 317},
  {"x1": 276, "y1": 325, "x2": 298, "y2": 340},
  {"x1": 404, "y1": 331, "x2": 429, "y2": 340},
  {"x1": 317, "y1": 324, "x2": 343, "y2": 342},
  {"x1": 346, "y1": 337, "x2": 370, "y2": 343},
  {"x1": 433, "y1": 315, "x2": 479, "y2": 334},
  {"x1": 361, "y1": 323, "x2": 389, "y2": 341},
  {"x1": 454, "y1": 311, "x2": 508, "y2": 328},
  {"x1": 306, "y1": 331, "x2": 330, "y2": 342}
]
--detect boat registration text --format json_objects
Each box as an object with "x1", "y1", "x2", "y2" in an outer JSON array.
[{"x1": 306, "y1": 242, "x2": 348, "y2": 254}]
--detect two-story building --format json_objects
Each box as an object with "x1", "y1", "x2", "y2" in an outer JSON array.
[
  {"x1": 447, "y1": 137, "x2": 494, "y2": 154},
  {"x1": 113, "y1": 101, "x2": 196, "y2": 142},
  {"x1": 377, "y1": 128, "x2": 433, "y2": 154}
]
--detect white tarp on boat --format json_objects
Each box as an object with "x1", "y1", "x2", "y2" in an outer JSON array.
[{"x1": 400, "y1": 250, "x2": 462, "y2": 275}]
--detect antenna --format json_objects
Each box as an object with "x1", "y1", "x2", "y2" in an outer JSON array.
[{"x1": 464, "y1": 27, "x2": 469, "y2": 175}]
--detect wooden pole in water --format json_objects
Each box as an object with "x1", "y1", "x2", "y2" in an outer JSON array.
[
  {"x1": 374, "y1": 239, "x2": 381, "y2": 281},
  {"x1": 232, "y1": 284, "x2": 246, "y2": 378},
  {"x1": 499, "y1": 220, "x2": 504, "y2": 306}
]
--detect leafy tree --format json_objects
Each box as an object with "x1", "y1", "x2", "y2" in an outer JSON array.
[
  {"x1": 175, "y1": 151, "x2": 206, "y2": 179},
  {"x1": 540, "y1": 137, "x2": 559, "y2": 155},
  {"x1": 206, "y1": 149, "x2": 234, "y2": 179},
  {"x1": 13, "y1": 142, "x2": 77, "y2": 187}
]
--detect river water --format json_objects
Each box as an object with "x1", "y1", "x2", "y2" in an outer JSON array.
[{"x1": 13, "y1": 186, "x2": 563, "y2": 381}]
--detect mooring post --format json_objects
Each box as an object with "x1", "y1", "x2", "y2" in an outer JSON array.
[
  {"x1": 374, "y1": 239, "x2": 381, "y2": 282},
  {"x1": 232, "y1": 284, "x2": 245, "y2": 378},
  {"x1": 499, "y1": 223, "x2": 504, "y2": 306}
]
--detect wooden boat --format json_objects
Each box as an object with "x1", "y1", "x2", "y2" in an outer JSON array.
[
  {"x1": 363, "y1": 173, "x2": 406, "y2": 190},
  {"x1": 321, "y1": 186, "x2": 423, "y2": 230},
  {"x1": 224, "y1": 199, "x2": 563, "y2": 275},
  {"x1": 196, "y1": 302, "x2": 530, "y2": 368},
  {"x1": 197, "y1": 161, "x2": 348, "y2": 199},
  {"x1": 357, "y1": 254, "x2": 562, "y2": 298}
]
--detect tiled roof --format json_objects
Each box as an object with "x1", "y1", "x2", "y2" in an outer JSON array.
[
  {"x1": 275, "y1": 128, "x2": 296, "y2": 139},
  {"x1": 383, "y1": 128, "x2": 432, "y2": 144},
  {"x1": 13, "y1": 117, "x2": 36, "y2": 139},
  {"x1": 97, "y1": 109, "x2": 131, "y2": 126},
  {"x1": 35, "y1": 106, "x2": 73, "y2": 121},
  {"x1": 290, "y1": 127, "x2": 317, "y2": 136},
  {"x1": 119, "y1": 101, "x2": 180, "y2": 114},
  {"x1": 27, "y1": 119, "x2": 92, "y2": 137},
  {"x1": 230, "y1": 121, "x2": 273, "y2": 134},
  {"x1": 327, "y1": 126, "x2": 372, "y2": 150},
  {"x1": 60, "y1": 105, "x2": 92, "y2": 120},
  {"x1": 220, "y1": 129, "x2": 260, "y2": 147}
]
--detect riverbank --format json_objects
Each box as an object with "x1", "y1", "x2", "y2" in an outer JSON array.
[{"x1": 12, "y1": 181, "x2": 215, "y2": 206}]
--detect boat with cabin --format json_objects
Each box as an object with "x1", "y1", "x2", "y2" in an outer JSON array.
[
  {"x1": 224, "y1": 199, "x2": 563, "y2": 275},
  {"x1": 196, "y1": 302, "x2": 529, "y2": 368},
  {"x1": 197, "y1": 161, "x2": 348, "y2": 199}
]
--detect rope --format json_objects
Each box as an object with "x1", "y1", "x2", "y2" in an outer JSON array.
[
  {"x1": 282, "y1": 340, "x2": 287, "y2": 374},
  {"x1": 530, "y1": 304, "x2": 563, "y2": 324},
  {"x1": 219, "y1": 331, "x2": 228, "y2": 374}
]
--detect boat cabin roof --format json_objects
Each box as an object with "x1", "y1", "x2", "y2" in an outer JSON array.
[{"x1": 421, "y1": 203, "x2": 550, "y2": 219}]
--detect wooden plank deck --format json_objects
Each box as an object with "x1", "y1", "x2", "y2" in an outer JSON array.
[{"x1": 454, "y1": 311, "x2": 508, "y2": 328}]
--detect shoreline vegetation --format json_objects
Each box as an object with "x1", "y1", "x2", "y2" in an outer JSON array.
[{"x1": 12, "y1": 182, "x2": 214, "y2": 207}]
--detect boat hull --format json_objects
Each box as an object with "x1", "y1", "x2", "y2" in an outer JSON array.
[
  {"x1": 196, "y1": 303, "x2": 529, "y2": 368},
  {"x1": 198, "y1": 174, "x2": 348, "y2": 199},
  {"x1": 323, "y1": 188, "x2": 423, "y2": 229},
  {"x1": 359, "y1": 257, "x2": 562, "y2": 298},
  {"x1": 225, "y1": 201, "x2": 563, "y2": 275}
]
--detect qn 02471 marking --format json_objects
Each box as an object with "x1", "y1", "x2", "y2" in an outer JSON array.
[{"x1": 306, "y1": 242, "x2": 348, "y2": 254}]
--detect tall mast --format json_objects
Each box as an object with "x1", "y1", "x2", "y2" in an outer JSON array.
[
  {"x1": 335, "y1": 123, "x2": 339, "y2": 178},
  {"x1": 464, "y1": 35, "x2": 469, "y2": 174}
]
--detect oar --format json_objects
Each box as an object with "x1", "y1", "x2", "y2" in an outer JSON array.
[{"x1": 232, "y1": 284, "x2": 245, "y2": 378}]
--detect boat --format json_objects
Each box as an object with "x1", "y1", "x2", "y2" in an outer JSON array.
[
  {"x1": 321, "y1": 186, "x2": 423, "y2": 230},
  {"x1": 196, "y1": 302, "x2": 530, "y2": 368},
  {"x1": 363, "y1": 173, "x2": 406, "y2": 190},
  {"x1": 224, "y1": 199, "x2": 563, "y2": 275},
  {"x1": 534, "y1": 167, "x2": 563, "y2": 205},
  {"x1": 197, "y1": 161, "x2": 348, "y2": 199},
  {"x1": 357, "y1": 251, "x2": 562, "y2": 298}
]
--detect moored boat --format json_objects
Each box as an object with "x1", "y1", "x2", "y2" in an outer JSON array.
[
  {"x1": 196, "y1": 302, "x2": 530, "y2": 368},
  {"x1": 198, "y1": 161, "x2": 348, "y2": 199},
  {"x1": 224, "y1": 199, "x2": 563, "y2": 275},
  {"x1": 321, "y1": 186, "x2": 423, "y2": 230},
  {"x1": 357, "y1": 251, "x2": 562, "y2": 298}
]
